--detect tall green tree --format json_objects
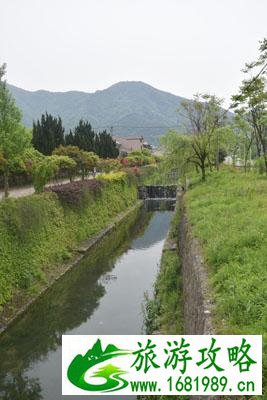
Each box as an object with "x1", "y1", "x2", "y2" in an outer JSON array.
[
  {"x1": 32, "y1": 113, "x2": 65, "y2": 155},
  {"x1": 225, "y1": 116, "x2": 253, "y2": 170},
  {"x1": 65, "y1": 129, "x2": 74, "y2": 146},
  {"x1": 178, "y1": 94, "x2": 227, "y2": 180},
  {"x1": 65, "y1": 121, "x2": 118, "y2": 158},
  {"x1": 232, "y1": 38, "x2": 267, "y2": 172},
  {"x1": 65, "y1": 120, "x2": 95, "y2": 152},
  {"x1": 160, "y1": 130, "x2": 193, "y2": 183},
  {"x1": 0, "y1": 64, "x2": 31, "y2": 197},
  {"x1": 95, "y1": 130, "x2": 119, "y2": 158}
]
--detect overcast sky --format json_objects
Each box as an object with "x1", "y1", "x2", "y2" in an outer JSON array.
[{"x1": 1, "y1": 0, "x2": 266, "y2": 104}]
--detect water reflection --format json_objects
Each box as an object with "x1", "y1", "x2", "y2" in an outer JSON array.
[
  {"x1": 0, "y1": 206, "x2": 173, "y2": 400},
  {"x1": 0, "y1": 373, "x2": 42, "y2": 400}
]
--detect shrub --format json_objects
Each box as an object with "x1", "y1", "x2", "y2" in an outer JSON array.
[
  {"x1": 98, "y1": 158, "x2": 121, "y2": 173},
  {"x1": 97, "y1": 171, "x2": 127, "y2": 183},
  {"x1": 45, "y1": 179, "x2": 103, "y2": 206},
  {"x1": 121, "y1": 150, "x2": 156, "y2": 167}
]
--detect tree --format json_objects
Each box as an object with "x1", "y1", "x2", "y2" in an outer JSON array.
[
  {"x1": 32, "y1": 155, "x2": 76, "y2": 193},
  {"x1": 95, "y1": 130, "x2": 119, "y2": 158},
  {"x1": 21, "y1": 147, "x2": 45, "y2": 170},
  {"x1": 232, "y1": 78, "x2": 267, "y2": 172},
  {"x1": 32, "y1": 113, "x2": 65, "y2": 155},
  {"x1": 232, "y1": 38, "x2": 267, "y2": 173},
  {"x1": 54, "y1": 156, "x2": 77, "y2": 182},
  {"x1": 160, "y1": 131, "x2": 193, "y2": 184},
  {"x1": 53, "y1": 145, "x2": 99, "y2": 180},
  {"x1": 79, "y1": 151, "x2": 99, "y2": 180},
  {"x1": 65, "y1": 120, "x2": 95, "y2": 152},
  {"x1": 225, "y1": 116, "x2": 253, "y2": 170},
  {"x1": 53, "y1": 145, "x2": 81, "y2": 181},
  {"x1": 0, "y1": 64, "x2": 31, "y2": 197},
  {"x1": 65, "y1": 122, "x2": 119, "y2": 158},
  {"x1": 65, "y1": 129, "x2": 74, "y2": 146},
  {"x1": 178, "y1": 94, "x2": 227, "y2": 180}
]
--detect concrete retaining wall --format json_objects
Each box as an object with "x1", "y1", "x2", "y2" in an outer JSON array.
[
  {"x1": 179, "y1": 197, "x2": 216, "y2": 399},
  {"x1": 179, "y1": 198, "x2": 214, "y2": 335}
]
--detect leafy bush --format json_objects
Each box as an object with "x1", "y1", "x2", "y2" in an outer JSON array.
[
  {"x1": 97, "y1": 171, "x2": 127, "y2": 183},
  {"x1": 46, "y1": 179, "x2": 103, "y2": 206},
  {"x1": 120, "y1": 150, "x2": 156, "y2": 168},
  {"x1": 98, "y1": 158, "x2": 121, "y2": 173}
]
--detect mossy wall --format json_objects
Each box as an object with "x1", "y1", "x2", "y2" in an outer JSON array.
[{"x1": 0, "y1": 180, "x2": 137, "y2": 307}]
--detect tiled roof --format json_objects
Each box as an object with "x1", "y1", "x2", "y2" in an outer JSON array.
[{"x1": 113, "y1": 135, "x2": 144, "y2": 152}]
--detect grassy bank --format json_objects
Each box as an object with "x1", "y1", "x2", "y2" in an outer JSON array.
[
  {"x1": 141, "y1": 205, "x2": 184, "y2": 400},
  {"x1": 154, "y1": 205, "x2": 183, "y2": 335},
  {"x1": 143, "y1": 204, "x2": 183, "y2": 335},
  {"x1": 185, "y1": 169, "x2": 267, "y2": 397},
  {"x1": 0, "y1": 203, "x2": 146, "y2": 391},
  {"x1": 0, "y1": 175, "x2": 137, "y2": 309}
]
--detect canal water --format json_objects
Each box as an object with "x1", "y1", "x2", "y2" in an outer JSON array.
[{"x1": 0, "y1": 202, "x2": 173, "y2": 399}]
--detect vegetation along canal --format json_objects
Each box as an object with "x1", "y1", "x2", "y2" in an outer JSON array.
[{"x1": 0, "y1": 202, "x2": 174, "y2": 400}]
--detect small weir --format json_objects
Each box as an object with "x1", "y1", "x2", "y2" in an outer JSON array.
[
  {"x1": 0, "y1": 201, "x2": 174, "y2": 400},
  {"x1": 138, "y1": 184, "x2": 178, "y2": 200}
]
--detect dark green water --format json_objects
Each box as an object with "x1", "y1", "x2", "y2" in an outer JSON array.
[{"x1": 0, "y1": 203, "x2": 173, "y2": 400}]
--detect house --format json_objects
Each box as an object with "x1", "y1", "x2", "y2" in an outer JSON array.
[{"x1": 113, "y1": 135, "x2": 151, "y2": 156}]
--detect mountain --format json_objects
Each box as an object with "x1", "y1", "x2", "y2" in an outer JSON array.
[{"x1": 8, "y1": 81, "x2": 188, "y2": 145}]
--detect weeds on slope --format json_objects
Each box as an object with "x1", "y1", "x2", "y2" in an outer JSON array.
[{"x1": 185, "y1": 169, "x2": 267, "y2": 397}]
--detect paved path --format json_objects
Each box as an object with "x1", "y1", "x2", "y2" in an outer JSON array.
[{"x1": 0, "y1": 177, "x2": 81, "y2": 201}]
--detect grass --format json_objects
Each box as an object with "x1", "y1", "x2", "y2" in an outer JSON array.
[
  {"x1": 185, "y1": 168, "x2": 267, "y2": 397},
  {"x1": 143, "y1": 205, "x2": 183, "y2": 335}
]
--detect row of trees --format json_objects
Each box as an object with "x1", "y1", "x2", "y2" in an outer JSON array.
[
  {"x1": 0, "y1": 63, "x2": 156, "y2": 197},
  {"x1": 32, "y1": 115, "x2": 118, "y2": 158},
  {"x1": 29, "y1": 145, "x2": 100, "y2": 193},
  {"x1": 161, "y1": 38, "x2": 267, "y2": 181},
  {"x1": 232, "y1": 38, "x2": 267, "y2": 172},
  {"x1": 0, "y1": 65, "x2": 110, "y2": 197},
  {"x1": 65, "y1": 120, "x2": 119, "y2": 158},
  {"x1": 0, "y1": 64, "x2": 31, "y2": 197}
]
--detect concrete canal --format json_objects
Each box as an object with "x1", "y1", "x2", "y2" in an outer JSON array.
[{"x1": 0, "y1": 202, "x2": 174, "y2": 399}]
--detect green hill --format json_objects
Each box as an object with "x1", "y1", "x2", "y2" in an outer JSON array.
[{"x1": 8, "y1": 81, "x2": 188, "y2": 145}]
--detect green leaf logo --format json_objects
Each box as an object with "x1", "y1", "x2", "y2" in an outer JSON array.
[{"x1": 67, "y1": 339, "x2": 131, "y2": 392}]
